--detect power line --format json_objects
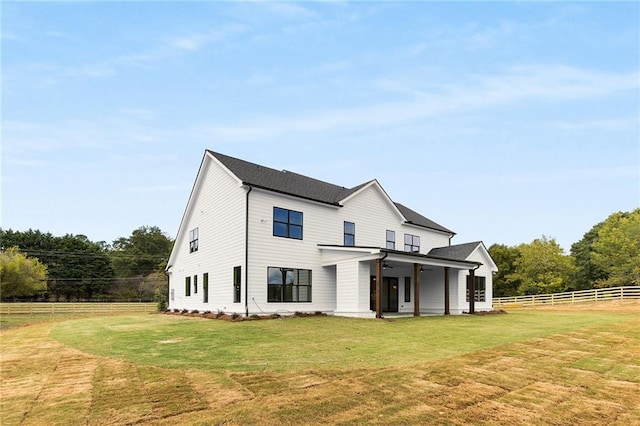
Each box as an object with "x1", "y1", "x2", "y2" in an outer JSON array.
[{"x1": 17, "y1": 249, "x2": 167, "y2": 261}]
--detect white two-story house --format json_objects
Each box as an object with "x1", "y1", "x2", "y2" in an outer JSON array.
[{"x1": 166, "y1": 150, "x2": 497, "y2": 318}]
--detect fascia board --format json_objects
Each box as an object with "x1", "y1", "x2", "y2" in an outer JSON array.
[
  {"x1": 384, "y1": 253, "x2": 479, "y2": 270},
  {"x1": 339, "y1": 179, "x2": 405, "y2": 222},
  {"x1": 402, "y1": 221, "x2": 456, "y2": 236},
  {"x1": 469, "y1": 242, "x2": 499, "y2": 272},
  {"x1": 167, "y1": 151, "x2": 242, "y2": 268}
]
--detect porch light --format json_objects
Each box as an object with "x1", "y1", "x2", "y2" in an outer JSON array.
[{"x1": 419, "y1": 266, "x2": 424, "y2": 273}]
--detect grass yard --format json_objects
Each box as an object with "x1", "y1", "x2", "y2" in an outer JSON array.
[{"x1": 1, "y1": 301, "x2": 639, "y2": 425}]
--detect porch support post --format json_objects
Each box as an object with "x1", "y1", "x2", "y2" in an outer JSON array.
[
  {"x1": 444, "y1": 266, "x2": 450, "y2": 315},
  {"x1": 375, "y1": 258, "x2": 382, "y2": 319},
  {"x1": 413, "y1": 263, "x2": 420, "y2": 317},
  {"x1": 468, "y1": 268, "x2": 476, "y2": 314}
]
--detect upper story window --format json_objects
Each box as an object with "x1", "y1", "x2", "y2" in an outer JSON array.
[
  {"x1": 404, "y1": 234, "x2": 420, "y2": 252},
  {"x1": 386, "y1": 230, "x2": 395, "y2": 250},
  {"x1": 189, "y1": 228, "x2": 199, "y2": 253},
  {"x1": 273, "y1": 207, "x2": 303, "y2": 240},
  {"x1": 344, "y1": 221, "x2": 355, "y2": 246}
]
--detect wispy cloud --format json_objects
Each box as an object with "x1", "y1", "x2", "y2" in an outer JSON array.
[
  {"x1": 549, "y1": 117, "x2": 639, "y2": 131},
  {"x1": 66, "y1": 24, "x2": 247, "y2": 78},
  {"x1": 195, "y1": 64, "x2": 640, "y2": 142}
]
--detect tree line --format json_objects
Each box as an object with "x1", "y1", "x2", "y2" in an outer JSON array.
[
  {"x1": 2, "y1": 209, "x2": 639, "y2": 301},
  {"x1": 490, "y1": 208, "x2": 640, "y2": 297},
  {"x1": 0, "y1": 226, "x2": 173, "y2": 302}
]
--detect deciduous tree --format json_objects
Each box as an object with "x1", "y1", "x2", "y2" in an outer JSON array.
[
  {"x1": 510, "y1": 236, "x2": 575, "y2": 295},
  {"x1": 591, "y1": 209, "x2": 640, "y2": 287},
  {"x1": 488, "y1": 244, "x2": 521, "y2": 297},
  {"x1": 0, "y1": 247, "x2": 48, "y2": 299}
]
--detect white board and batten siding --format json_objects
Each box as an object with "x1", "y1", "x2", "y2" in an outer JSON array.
[{"x1": 168, "y1": 157, "x2": 246, "y2": 313}]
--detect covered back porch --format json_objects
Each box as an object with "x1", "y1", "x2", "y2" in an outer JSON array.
[{"x1": 320, "y1": 246, "x2": 482, "y2": 318}]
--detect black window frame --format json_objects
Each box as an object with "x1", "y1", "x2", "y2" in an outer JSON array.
[
  {"x1": 404, "y1": 233, "x2": 420, "y2": 253},
  {"x1": 344, "y1": 221, "x2": 355, "y2": 246},
  {"x1": 404, "y1": 277, "x2": 411, "y2": 302},
  {"x1": 273, "y1": 207, "x2": 304, "y2": 240},
  {"x1": 185, "y1": 276, "x2": 191, "y2": 297},
  {"x1": 203, "y1": 273, "x2": 209, "y2": 303},
  {"x1": 466, "y1": 276, "x2": 486, "y2": 302},
  {"x1": 233, "y1": 266, "x2": 241, "y2": 303},
  {"x1": 189, "y1": 228, "x2": 199, "y2": 253},
  {"x1": 267, "y1": 267, "x2": 312, "y2": 303},
  {"x1": 193, "y1": 274, "x2": 198, "y2": 294},
  {"x1": 386, "y1": 230, "x2": 395, "y2": 250}
]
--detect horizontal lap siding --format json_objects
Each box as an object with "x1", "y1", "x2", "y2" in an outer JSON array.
[
  {"x1": 340, "y1": 185, "x2": 451, "y2": 253},
  {"x1": 171, "y1": 166, "x2": 458, "y2": 316},
  {"x1": 168, "y1": 159, "x2": 246, "y2": 313},
  {"x1": 466, "y1": 247, "x2": 494, "y2": 311},
  {"x1": 247, "y1": 190, "x2": 337, "y2": 314}
]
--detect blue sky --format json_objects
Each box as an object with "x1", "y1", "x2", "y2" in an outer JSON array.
[{"x1": 2, "y1": 1, "x2": 639, "y2": 252}]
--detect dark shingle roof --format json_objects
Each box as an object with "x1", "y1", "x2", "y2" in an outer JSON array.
[
  {"x1": 209, "y1": 150, "x2": 454, "y2": 234},
  {"x1": 394, "y1": 203, "x2": 453, "y2": 234},
  {"x1": 211, "y1": 150, "x2": 349, "y2": 205},
  {"x1": 428, "y1": 241, "x2": 482, "y2": 261}
]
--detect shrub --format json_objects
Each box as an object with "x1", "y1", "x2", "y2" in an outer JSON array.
[{"x1": 153, "y1": 288, "x2": 168, "y2": 312}]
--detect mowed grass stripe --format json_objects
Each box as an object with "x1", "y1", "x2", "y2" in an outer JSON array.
[
  {"x1": 50, "y1": 310, "x2": 633, "y2": 372},
  {"x1": 1, "y1": 304, "x2": 639, "y2": 425}
]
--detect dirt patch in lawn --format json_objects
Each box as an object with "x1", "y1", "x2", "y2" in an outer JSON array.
[{"x1": 1, "y1": 304, "x2": 638, "y2": 425}]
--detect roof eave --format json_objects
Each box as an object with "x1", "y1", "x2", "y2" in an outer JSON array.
[
  {"x1": 404, "y1": 221, "x2": 456, "y2": 236},
  {"x1": 244, "y1": 182, "x2": 343, "y2": 207}
]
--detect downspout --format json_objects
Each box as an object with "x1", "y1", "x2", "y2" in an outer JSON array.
[{"x1": 245, "y1": 186, "x2": 252, "y2": 317}]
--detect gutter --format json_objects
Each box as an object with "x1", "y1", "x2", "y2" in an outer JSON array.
[{"x1": 245, "y1": 186, "x2": 252, "y2": 317}]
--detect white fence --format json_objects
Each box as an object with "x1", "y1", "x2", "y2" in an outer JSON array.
[
  {"x1": 493, "y1": 286, "x2": 640, "y2": 308},
  {"x1": 0, "y1": 302, "x2": 157, "y2": 315}
]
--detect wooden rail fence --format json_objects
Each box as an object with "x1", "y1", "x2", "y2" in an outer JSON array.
[
  {"x1": 493, "y1": 286, "x2": 640, "y2": 308},
  {"x1": 0, "y1": 302, "x2": 157, "y2": 315}
]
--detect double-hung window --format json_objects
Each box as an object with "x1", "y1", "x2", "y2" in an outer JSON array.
[
  {"x1": 404, "y1": 234, "x2": 420, "y2": 252},
  {"x1": 189, "y1": 228, "x2": 199, "y2": 253},
  {"x1": 344, "y1": 221, "x2": 355, "y2": 246},
  {"x1": 267, "y1": 267, "x2": 312, "y2": 302},
  {"x1": 273, "y1": 207, "x2": 303, "y2": 240},
  {"x1": 386, "y1": 230, "x2": 396, "y2": 250}
]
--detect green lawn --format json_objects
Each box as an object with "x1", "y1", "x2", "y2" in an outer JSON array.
[
  {"x1": 51, "y1": 310, "x2": 631, "y2": 372},
  {"x1": 4, "y1": 305, "x2": 639, "y2": 425}
]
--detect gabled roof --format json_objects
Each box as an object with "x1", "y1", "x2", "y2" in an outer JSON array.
[
  {"x1": 428, "y1": 241, "x2": 483, "y2": 262},
  {"x1": 208, "y1": 150, "x2": 453, "y2": 234}
]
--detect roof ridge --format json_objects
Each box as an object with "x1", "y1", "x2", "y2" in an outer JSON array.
[{"x1": 208, "y1": 150, "x2": 454, "y2": 233}]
